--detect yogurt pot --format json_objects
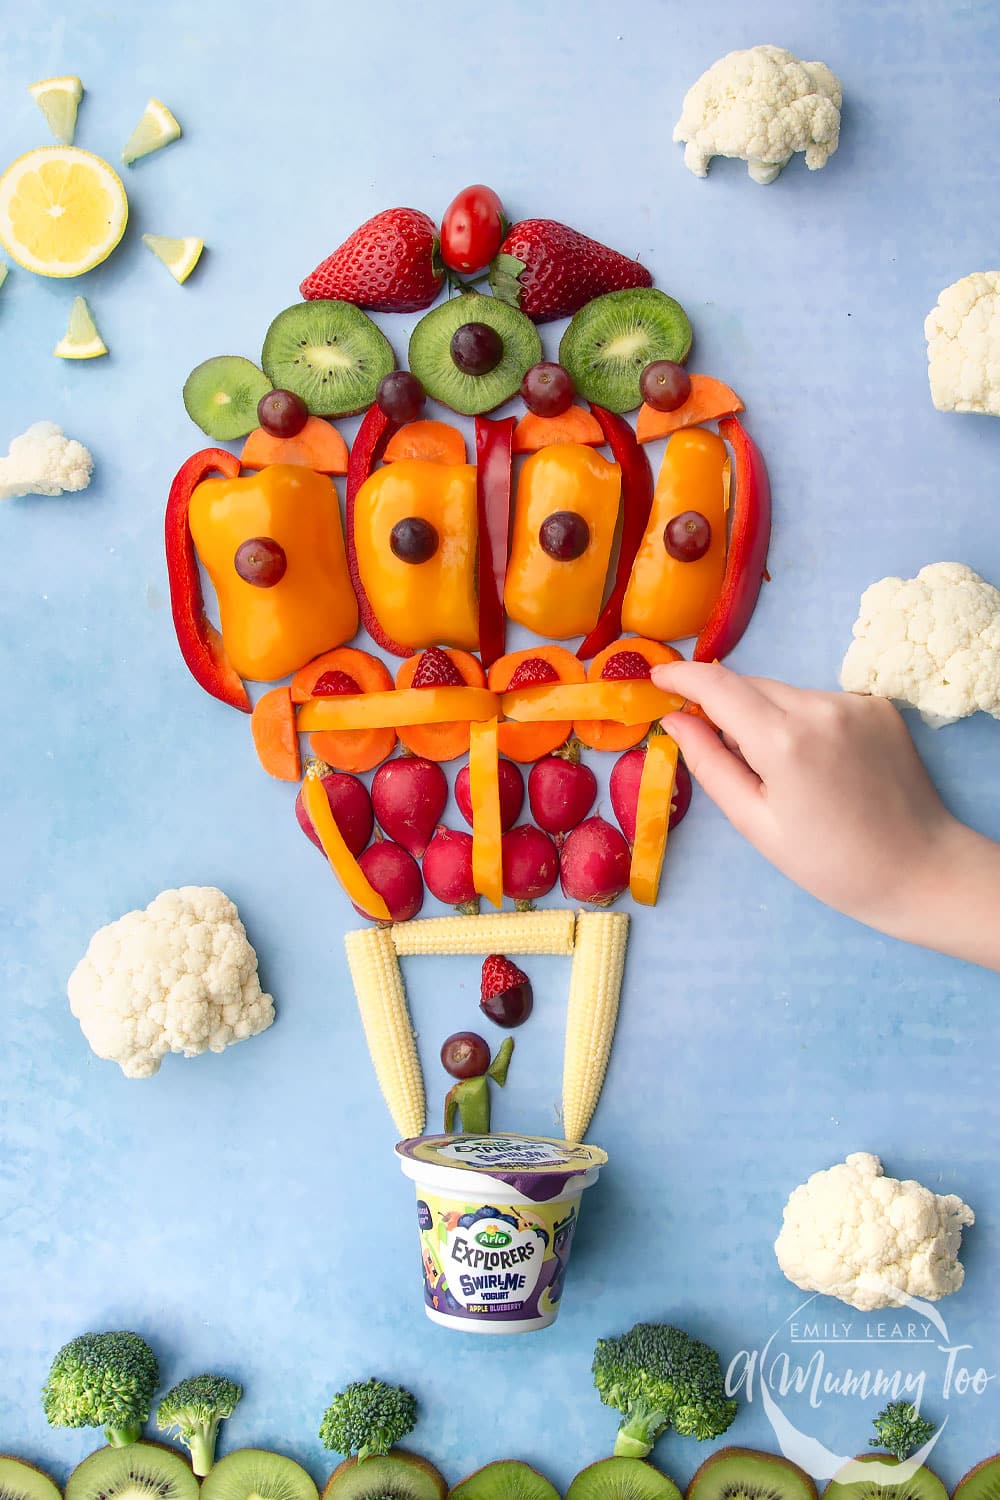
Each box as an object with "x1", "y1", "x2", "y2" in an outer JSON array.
[{"x1": 395, "y1": 1132, "x2": 607, "y2": 1334}]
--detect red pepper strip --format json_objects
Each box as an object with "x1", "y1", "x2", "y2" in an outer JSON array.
[
  {"x1": 694, "y1": 415, "x2": 771, "y2": 662},
  {"x1": 576, "y1": 403, "x2": 654, "y2": 661},
  {"x1": 474, "y1": 415, "x2": 515, "y2": 669},
  {"x1": 345, "y1": 403, "x2": 413, "y2": 658},
  {"x1": 164, "y1": 448, "x2": 249, "y2": 712}
]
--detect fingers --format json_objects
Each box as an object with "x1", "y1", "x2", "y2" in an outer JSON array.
[
  {"x1": 660, "y1": 711, "x2": 767, "y2": 840},
  {"x1": 651, "y1": 660, "x2": 785, "y2": 765}
]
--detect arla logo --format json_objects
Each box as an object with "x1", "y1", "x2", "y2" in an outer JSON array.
[{"x1": 475, "y1": 1223, "x2": 512, "y2": 1248}]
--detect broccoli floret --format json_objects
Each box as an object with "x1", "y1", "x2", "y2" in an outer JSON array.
[
  {"x1": 593, "y1": 1322, "x2": 738, "y2": 1457},
  {"x1": 319, "y1": 1379, "x2": 417, "y2": 1462},
  {"x1": 156, "y1": 1374, "x2": 243, "y2": 1476},
  {"x1": 869, "y1": 1401, "x2": 936, "y2": 1461},
  {"x1": 41, "y1": 1331, "x2": 158, "y2": 1447}
]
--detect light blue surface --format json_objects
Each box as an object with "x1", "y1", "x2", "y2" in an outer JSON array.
[{"x1": 2, "y1": 0, "x2": 999, "y2": 1493}]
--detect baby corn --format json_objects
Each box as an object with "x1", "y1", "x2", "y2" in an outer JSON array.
[
  {"x1": 344, "y1": 926, "x2": 425, "y2": 1138},
  {"x1": 562, "y1": 911, "x2": 630, "y2": 1143},
  {"x1": 391, "y1": 909, "x2": 577, "y2": 957}
]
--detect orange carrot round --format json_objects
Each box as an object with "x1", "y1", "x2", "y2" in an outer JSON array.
[
  {"x1": 575, "y1": 638, "x2": 682, "y2": 752},
  {"x1": 488, "y1": 645, "x2": 586, "y2": 763},
  {"x1": 512, "y1": 405, "x2": 605, "y2": 453},
  {"x1": 240, "y1": 416, "x2": 349, "y2": 474},
  {"x1": 635, "y1": 374, "x2": 743, "y2": 444},
  {"x1": 383, "y1": 419, "x2": 467, "y2": 465},
  {"x1": 292, "y1": 646, "x2": 397, "y2": 773},
  {"x1": 251, "y1": 686, "x2": 302, "y2": 781},
  {"x1": 395, "y1": 648, "x2": 486, "y2": 761}
]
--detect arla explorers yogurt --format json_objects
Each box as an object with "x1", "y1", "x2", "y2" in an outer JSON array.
[{"x1": 395, "y1": 1133, "x2": 607, "y2": 1334}]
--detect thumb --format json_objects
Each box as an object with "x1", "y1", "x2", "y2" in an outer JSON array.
[{"x1": 661, "y1": 712, "x2": 765, "y2": 840}]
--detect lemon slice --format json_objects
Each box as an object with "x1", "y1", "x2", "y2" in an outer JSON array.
[
  {"x1": 54, "y1": 295, "x2": 107, "y2": 359},
  {"x1": 0, "y1": 146, "x2": 128, "y2": 278},
  {"x1": 142, "y1": 233, "x2": 204, "y2": 283},
  {"x1": 28, "y1": 75, "x2": 84, "y2": 145},
  {"x1": 121, "y1": 98, "x2": 181, "y2": 165}
]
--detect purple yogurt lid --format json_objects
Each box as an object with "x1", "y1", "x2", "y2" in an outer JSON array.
[{"x1": 395, "y1": 1133, "x2": 607, "y2": 1202}]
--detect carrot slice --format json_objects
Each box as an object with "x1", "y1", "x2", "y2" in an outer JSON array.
[
  {"x1": 636, "y1": 375, "x2": 744, "y2": 444},
  {"x1": 383, "y1": 420, "x2": 467, "y2": 465},
  {"x1": 575, "y1": 639, "x2": 682, "y2": 752},
  {"x1": 487, "y1": 646, "x2": 586, "y2": 763},
  {"x1": 630, "y1": 733, "x2": 679, "y2": 906},
  {"x1": 292, "y1": 646, "x2": 397, "y2": 773},
  {"x1": 512, "y1": 406, "x2": 604, "y2": 453},
  {"x1": 251, "y1": 686, "x2": 301, "y2": 781},
  {"x1": 240, "y1": 417, "x2": 349, "y2": 474},
  {"x1": 394, "y1": 649, "x2": 487, "y2": 762}
]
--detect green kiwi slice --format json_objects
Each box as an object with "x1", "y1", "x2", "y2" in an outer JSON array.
[
  {"x1": 450, "y1": 1464, "x2": 559, "y2": 1500},
  {"x1": 567, "y1": 1457, "x2": 681, "y2": 1500},
  {"x1": 407, "y1": 294, "x2": 542, "y2": 415},
  {"x1": 262, "y1": 301, "x2": 394, "y2": 417},
  {"x1": 326, "y1": 1453, "x2": 446, "y2": 1500},
  {"x1": 824, "y1": 1455, "x2": 947, "y2": 1500},
  {"x1": 687, "y1": 1449, "x2": 817, "y2": 1500},
  {"x1": 559, "y1": 288, "x2": 693, "y2": 413},
  {"x1": 0, "y1": 1456, "x2": 61, "y2": 1500},
  {"x1": 202, "y1": 1451, "x2": 318, "y2": 1500},
  {"x1": 183, "y1": 356, "x2": 273, "y2": 439},
  {"x1": 955, "y1": 1456, "x2": 1000, "y2": 1500},
  {"x1": 66, "y1": 1443, "x2": 199, "y2": 1500}
]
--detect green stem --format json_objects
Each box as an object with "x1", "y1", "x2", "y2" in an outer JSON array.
[{"x1": 105, "y1": 1422, "x2": 141, "y2": 1447}]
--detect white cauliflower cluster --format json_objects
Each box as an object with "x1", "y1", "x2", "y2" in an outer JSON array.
[
  {"x1": 924, "y1": 271, "x2": 1000, "y2": 417},
  {"x1": 775, "y1": 1152, "x2": 975, "y2": 1312},
  {"x1": 0, "y1": 420, "x2": 93, "y2": 500},
  {"x1": 840, "y1": 561, "x2": 1000, "y2": 727},
  {"x1": 674, "y1": 44, "x2": 842, "y2": 185},
  {"x1": 68, "y1": 886, "x2": 275, "y2": 1078}
]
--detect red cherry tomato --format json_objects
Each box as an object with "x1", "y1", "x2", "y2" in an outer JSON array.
[{"x1": 440, "y1": 184, "x2": 506, "y2": 273}]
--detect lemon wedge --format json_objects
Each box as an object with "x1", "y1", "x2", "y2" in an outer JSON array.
[
  {"x1": 28, "y1": 76, "x2": 84, "y2": 146},
  {"x1": 142, "y1": 233, "x2": 204, "y2": 283},
  {"x1": 54, "y1": 295, "x2": 107, "y2": 359},
  {"x1": 122, "y1": 98, "x2": 181, "y2": 165},
  {"x1": 0, "y1": 146, "x2": 128, "y2": 278}
]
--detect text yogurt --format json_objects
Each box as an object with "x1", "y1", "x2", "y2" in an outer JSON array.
[{"x1": 395, "y1": 1132, "x2": 607, "y2": 1333}]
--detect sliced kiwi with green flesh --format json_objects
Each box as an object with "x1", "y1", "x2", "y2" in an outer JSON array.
[
  {"x1": 408, "y1": 294, "x2": 542, "y2": 415},
  {"x1": 202, "y1": 1451, "x2": 318, "y2": 1500},
  {"x1": 955, "y1": 1456, "x2": 1000, "y2": 1500},
  {"x1": 450, "y1": 1464, "x2": 559, "y2": 1500},
  {"x1": 687, "y1": 1448, "x2": 817, "y2": 1500},
  {"x1": 0, "y1": 1456, "x2": 61, "y2": 1500},
  {"x1": 262, "y1": 300, "x2": 394, "y2": 417},
  {"x1": 824, "y1": 1455, "x2": 947, "y2": 1500},
  {"x1": 66, "y1": 1443, "x2": 199, "y2": 1500},
  {"x1": 559, "y1": 287, "x2": 693, "y2": 414},
  {"x1": 183, "y1": 356, "x2": 273, "y2": 440},
  {"x1": 325, "y1": 1453, "x2": 446, "y2": 1500},
  {"x1": 567, "y1": 1457, "x2": 681, "y2": 1500}
]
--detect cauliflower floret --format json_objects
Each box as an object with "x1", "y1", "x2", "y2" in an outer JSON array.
[
  {"x1": 840, "y1": 561, "x2": 1000, "y2": 726},
  {"x1": 0, "y1": 420, "x2": 93, "y2": 500},
  {"x1": 67, "y1": 886, "x2": 275, "y2": 1078},
  {"x1": 674, "y1": 44, "x2": 842, "y2": 185},
  {"x1": 924, "y1": 271, "x2": 1000, "y2": 417},
  {"x1": 775, "y1": 1152, "x2": 974, "y2": 1312}
]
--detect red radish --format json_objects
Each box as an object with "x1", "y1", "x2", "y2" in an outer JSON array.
[
  {"x1": 455, "y1": 758, "x2": 525, "y2": 831},
  {"x1": 371, "y1": 756, "x2": 448, "y2": 857},
  {"x1": 295, "y1": 770, "x2": 373, "y2": 856},
  {"x1": 559, "y1": 816, "x2": 631, "y2": 906},
  {"x1": 353, "y1": 841, "x2": 424, "y2": 922},
  {"x1": 528, "y1": 747, "x2": 597, "y2": 836},
  {"x1": 423, "y1": 826, "x2": 478, "y2": 908},
  {"x1": 610, "y1": 747, "x2": 693, "y2": 844},
  {"x1": 501, "y1": 824, "x2": 559, "y2": 903}
]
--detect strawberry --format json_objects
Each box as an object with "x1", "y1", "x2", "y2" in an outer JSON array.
[
  {"x1": 300, "y1": 208, "x2": 444, "y2": 313},
  {"x1": 481, "y1": 953, "x2": 529, "y2": 1000},
  {"x1": 411, "y1": 647, "x2": 464, "y2": 688},
  {"x1": 492, "y1": 219, "x2": 653, "y2": 323},
  {"x1": 480, "y1": 953, "x2": 533, "y2": 1027},
  {"x1": 505, "y1": 656, "x2": 560, "y2": 690},
  {"x1": 311, "y1": 669, "x2": 362, "y2": 696},
  {"x1": 600, "y1": 651, "x2": 652, "y2": 682}
]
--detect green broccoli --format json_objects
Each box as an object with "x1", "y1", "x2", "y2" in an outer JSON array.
[
  {"x1": 156, "y1": 1374, "x2": 243, "y2": 1476},
  {"x1": 41, "y1": 1331, "x2": 158, "y2": 1447},
  {"x1": 319, "y1": 1379, "x2": 417, "y2": 1462},
  {"x1": 592, "y1": 1322, "x2": 738, "y2": 1457},
  {"x1": 869, "y1": 1401, "x2": 936, "y2": 1461}
]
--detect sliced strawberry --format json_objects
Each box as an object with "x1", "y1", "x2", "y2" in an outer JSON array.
[
  {"x1": 599, "y1": 651, "x2": 652, "y2": 682},
  {"x1": 411, "y1": 647, "x2": 465, "y2": 688},
  {"x1": 300, "y1": 208, "x2": 444, "y2": 313},
  {"x1": 505, "y1": 656, "x2": 560, "y2": 690},
  {"x1": 312, "y1": 669, "x2": 362, "y2": 696}
]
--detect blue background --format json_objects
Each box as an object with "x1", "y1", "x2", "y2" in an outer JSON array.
[{"x1": 1, "y1": 0, "x2": 998, "y2": 1493}]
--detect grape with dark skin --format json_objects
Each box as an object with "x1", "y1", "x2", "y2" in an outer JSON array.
[
  {"x1": 539, "y1": 511, "x2": 590, "y2": 561},
  {"x1": 234, "y1": 536, "x2": 287, "y2": 586},
  {"x1": 390, "y1": 516, "x2": 439, "y2": 564},
  {"x1": 377, "y1": 370, "x2": 426, "y2": 423},
  {"x1": 441, "y1": 1031, "x2": 491, "y2": 1079},
  {"x1": 451, "y1": 322, "x2": 503, "y2": 375},
  {"x1": 664, "y1": 510, "x2": 711, "y2": 562},
  {"x1": 481, "y1": 981, "x2": 533, "y2": 1028},
  {"x1": 640, "y1": 360, "x2": 691, "y2": 412},
  {"x1": 258, "y1": 389, "x2": 309, "y2": 438},
  {"x1": 520, "y1": 361, "x2": 575, "y2": 417}
]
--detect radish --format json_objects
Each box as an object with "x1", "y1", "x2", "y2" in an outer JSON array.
[
  {"x1": 455, "y1": 757, "x2": 524, "y2": 831},
  {"x1": 527, "y1": 746, "x2": 597, "y2": 836},
  {"x1": 559, "y1": 816, "x2": 631, "y2": 906},
  {"x1": 501, "y1": 824, "x2": 559, "y2": 904},
  {"x1": 295, "y1": 769, "x2": 373, "y2": 856},
  {"x1": 610, "y1": 746, "x2": 693, "y2": 844},
  {"x1": 371, "y1": 755, "x2": 448, "y2": 857},
  {"x1": 423, "y1": 826, "x2": 478, "y2": 910},
  {"x1": 353, "y1": 840, "x2": 424, "y2": 922}
]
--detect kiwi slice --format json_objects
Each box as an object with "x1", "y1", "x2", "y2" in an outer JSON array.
[
  {"x1": 567, "y1": 1458, "x2": 681, "y2": 1500},
  {"x1": 262, "y1": 301, "x2": 394, "y2": 417},
  {"x1": 687, "y1": 1449, "x2": 817, "y2": 1500},
  {"x1": 955, "y1": 1456, "x2": 1000, "y2": 1500},
  {"x1": 202, "y1": 1451, "x2": 318, "y2": 1500},
  {"x1": 0, "y1": 1456, "x2": 61, "y2": 1500},
  {"x1": 183, "y1": 356, "x2": 273, "y2": 439},
  {"x1": 559, "y1": 288, "x2": 693, "y2": 414},
  {"x1": 408, "y1": 294, "x2": 542, "y2": 415},
  {"x1": 450, "y1": 1464, "x2": 559, "y2": 1500},
  {"x1": 326, "y1": 1453, "x2": 446, "y2": 1500},
  {"x1": 824, "y1": 1455, "x2": 947, "y2": 1500},
  {"x1": 66, "y1": 1443, "x2": 199, "y2": 1500}
]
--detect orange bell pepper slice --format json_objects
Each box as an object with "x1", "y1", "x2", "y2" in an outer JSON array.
[
  {"x1": 469, "y1": 718, "x2": 504, "y2": 910},
  {"x1": 629, "y1": 734, "x2": 679, "y2": 906},
  {"x1": 301, "y1": 774, "x2": 390, "y2": 922},
  {"x1": 298, "y1": 686, "x2": 501, "y2": 732},
  {"x1": 501, "y1": 681, "x2": 684, "y2": 726}
]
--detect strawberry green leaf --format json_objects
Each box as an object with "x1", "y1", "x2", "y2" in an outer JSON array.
[{"x1": 488, "y1": 252, "x2": 526, "y2": 307}]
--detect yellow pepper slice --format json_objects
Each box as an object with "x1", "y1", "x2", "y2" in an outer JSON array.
[
  {"x1": 629, "y1": 734, "x2": 679, "y2": 906},
  {"x1": 468, "y1": 718, "x2": 503, "y2": 910},
  {"x1": 302, "y1": 774, "x2": 390, "y2": 921},
  {"x1": 501, "y1": 681, "x2": 684, "y2": 725},
  {"x1": 298, "y1": 686, "x2": 501, "y2": 732}
]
